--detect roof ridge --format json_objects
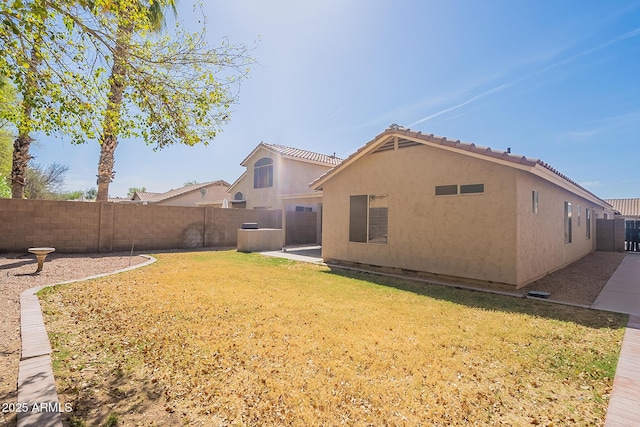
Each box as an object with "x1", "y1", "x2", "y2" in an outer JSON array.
[{"x1": 312, "y1": 125, "x2": 609, "y2": 207}]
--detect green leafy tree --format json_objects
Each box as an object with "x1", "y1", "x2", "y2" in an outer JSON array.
[
  {"x1": 0, "y1": 133, "x2": 11, "y2": 198},
  {"x1": 2, "y1": 1, "x2": 252, "y2": 200},
  {"x1": 84, "y1": 186, "x2": 97, "y2": 200},
  {"x1": 94, "y1": 0, "x2": 177, "y2": 201},
  {"x1": 0, "y1": 78, "x2": 17, "y2": 197},
  {"x1": 1, "y1": 0, "x2": 102, "y2": 198},
  {"x1": 58, "y1": 189, "x2": 84, "y2": 200},
  {"x1": 78, "y1": 1, "x2": 253, "y2": 201}
]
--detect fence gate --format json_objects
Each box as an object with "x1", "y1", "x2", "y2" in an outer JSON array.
[{"x1": 626, "y1": 220, "x2": 640, "y2": 252}]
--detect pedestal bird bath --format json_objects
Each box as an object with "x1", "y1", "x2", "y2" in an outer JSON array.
[{"x1": 28, "y1": 247, "x2": 56, "y2": 274}]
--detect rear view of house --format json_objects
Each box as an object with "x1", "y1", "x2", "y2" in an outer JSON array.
[{"x1": 312, "y1": 125, "x2": 614, "y2": 289}]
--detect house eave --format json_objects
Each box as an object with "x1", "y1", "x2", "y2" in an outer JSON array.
[{"x1": 312, "y1": 126, "x2": 611, "y2": 210}]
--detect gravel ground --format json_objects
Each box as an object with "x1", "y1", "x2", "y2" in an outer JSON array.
[
  {"x1": 519, "y1": 251, "x2": 626, "y2": 305},
  {"x1": 0, "y1": 249, "x2": 628, "y2": 427},
  {"x1": 0, "y1": 252, "x2": 148, "y2": 427}
]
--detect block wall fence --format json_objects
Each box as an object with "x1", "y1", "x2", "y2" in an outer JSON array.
[{"x1": 0, "y1": 199, "x2": 300, "y2": 253}]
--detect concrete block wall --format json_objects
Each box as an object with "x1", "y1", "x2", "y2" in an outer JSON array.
[
  {"x1": 0, "y1": 199, "x2": 99, "y2": 252},
  {"x1": 0, "y1": 199, "x2": 284, "y2": 253}
]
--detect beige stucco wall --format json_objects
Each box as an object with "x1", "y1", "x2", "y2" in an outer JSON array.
[
  {"x1": 515, "y1": 172, "x2": 609, "y2": 285},
  {"x1": 321, "y1": 141, "x2": 614, "y2": 288},
  {"x1": 239, "y1": 147, "x2": 331, "y2": 210},
  {"x1": 321, "y1": 143, "x2": 520, "y2": 286},
  {"x1": 237, "y1": 228, "x2": 283, "y2": 252}
]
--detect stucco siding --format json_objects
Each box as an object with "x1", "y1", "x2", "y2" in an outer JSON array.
[
  {"x1": 244, "y1": 147, "x2": 279, "y2": 209},
  {"x1": 279, "y1": 159, "x2": 330, "y2": 196},
  {"x1": 241, "y1": 148, "x2": 332, "y2": 210},
  {"x1": 321, "y1": 144, "x2": 519, "y2": 285},
  {"x1": 515, "y1": 172, "x2": 607, "y2": 286}
]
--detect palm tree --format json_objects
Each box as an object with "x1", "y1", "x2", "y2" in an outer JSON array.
[
  {"x1": 10, "y1": 34, "x2": 43, "y2": 199},
  {"x1": 95, "y1": 0, "x2": 177, "y2": 201}
]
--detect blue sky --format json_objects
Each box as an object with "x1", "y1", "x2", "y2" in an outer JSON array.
[{"x1": 32, "y1": 0, "x2": 640, "y2": 199}]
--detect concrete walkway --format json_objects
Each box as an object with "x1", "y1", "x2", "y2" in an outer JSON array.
[
  {"x1": 259, "y1": 245, "x2": 324, "y2": 264},
  {"x1": 591, "y1": 253, "x2": 640, "y2": 427},
  {"x1": 593, "y1": 254, "x2": 640, "y2": 314}
]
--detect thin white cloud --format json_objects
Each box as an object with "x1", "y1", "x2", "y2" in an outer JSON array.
[
  {"x1": 409, "y1": 27, "x2": 640, "y2": 127},
  {"x1": 322, "y1": 105, "x2": 348, "y2": 124},
  {"x1": 410, "y1": 83, "x2": 512, "y2": 126},
  {"x1": 579, "y1": 181, "x2": 602, "y2": 188},
  {"x1": 567, "y1": 110, "x2": 640, "y2": 139}
]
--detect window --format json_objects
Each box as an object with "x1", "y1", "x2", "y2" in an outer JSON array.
[
  {"x1": 435, "y1": 185, "x2": 457, "y2": 196},
  {"x1": 349, "y1": 194, "x2": 388, "y2": 244},
  {"x1": 435, "y1": 184, "x2": 484, "y2": 196},
  {"x1": 254, "y1": 157, "x2": 273, "y2": 189},
  {"x1": 532, "y1": 191, "x2": 538, "y2": 214},
  {"x1": 564, "y1": 202, "x2": 572, "y2": 244},
  {"x1": 586, "y1": 208, "x2": 591, "y2": 239},
  {"x1": 460, "y1": 183, "x2": 484, "y2": 194},
  {"x1": 368, "y1": 195, "x2": 388, "y2": 243},
  {"x1": 234, "y1": 192, "x2": 244, "y2": 201},
  {"x1": 295, "y1": 206, "x2": 312, "y2": 212}
]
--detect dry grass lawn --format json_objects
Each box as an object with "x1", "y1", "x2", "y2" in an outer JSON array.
[{"x1": 40, "y1": 251, "x2": 628, "y2": 426}]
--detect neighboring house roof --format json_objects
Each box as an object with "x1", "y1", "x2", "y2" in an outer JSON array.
[
  {"x1": 108, "y1": 197, "x2": 131, "y2": 203},
  {"x1": 311, "y1": 125, "x2": 611, "y2": 208},
  {"x1": 605, "y1": 198, "x2": 640, "y2": 217},
  {"x1": 133, "y1": 191, "x2": 161, "y2": 201},
  {"x1": 239, "y1": 142, "x2": 343, "y2": 167},
  {"x1": 132, "y1": 180, "x2": 230, "y2": 203}
]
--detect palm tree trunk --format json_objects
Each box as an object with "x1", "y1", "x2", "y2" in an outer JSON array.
[
  {"x1": 10, "y1": 44, "x2": 40, "y2": 199},
  {"x1": 96, "y1": 33, "x2": 128, "y2": 202},
  {"x1": 10, "y1": 129, "x2": 32, "y2": 198}
]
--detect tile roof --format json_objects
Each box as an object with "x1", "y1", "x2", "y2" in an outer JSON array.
[
  {"x1": 240, "y1": 142, "x2": 342, "y2": 167},
  {"x1": 312, "y1": 125, "x2": 610, "y2": 207},
  {"x1": 605, "y1": 199, "x2": 640, "y2": 216},
  {"x1": 133, "y1": 180, "x2": 230, "y2": 203},
  {"x1": 134, "y1": 191, "x2": 161, "y2": 202}
]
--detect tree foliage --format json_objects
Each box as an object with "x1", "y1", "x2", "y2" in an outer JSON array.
[
  {"x1": 0, "y1": 78, "x2": 17, "y2": 197},
  {"x1": 1, "y1": 0, "x2": 254, "y2": 200},
  {"x1": 1, "y1": 0, "x2": 103, "y2": 197},
  {"x1": 84, "y1": 186, "x2": 97, "y2": 200}
]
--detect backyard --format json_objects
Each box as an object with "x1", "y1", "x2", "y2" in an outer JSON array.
[{"x1": 39, "y1": 250, "x2": 628, "y2": 426}]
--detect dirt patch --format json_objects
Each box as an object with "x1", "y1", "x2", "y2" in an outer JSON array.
[
  {"x1": 0, "y1": 252, "x2": 148, "y2": 427},
  {"x1": 520, "y1": 251, "x2": 627, "y2": 306}
]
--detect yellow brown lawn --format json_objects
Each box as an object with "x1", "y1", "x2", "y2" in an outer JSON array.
[{"x1": 40, "y1": 251, "x2": 627, "y2": 426}]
